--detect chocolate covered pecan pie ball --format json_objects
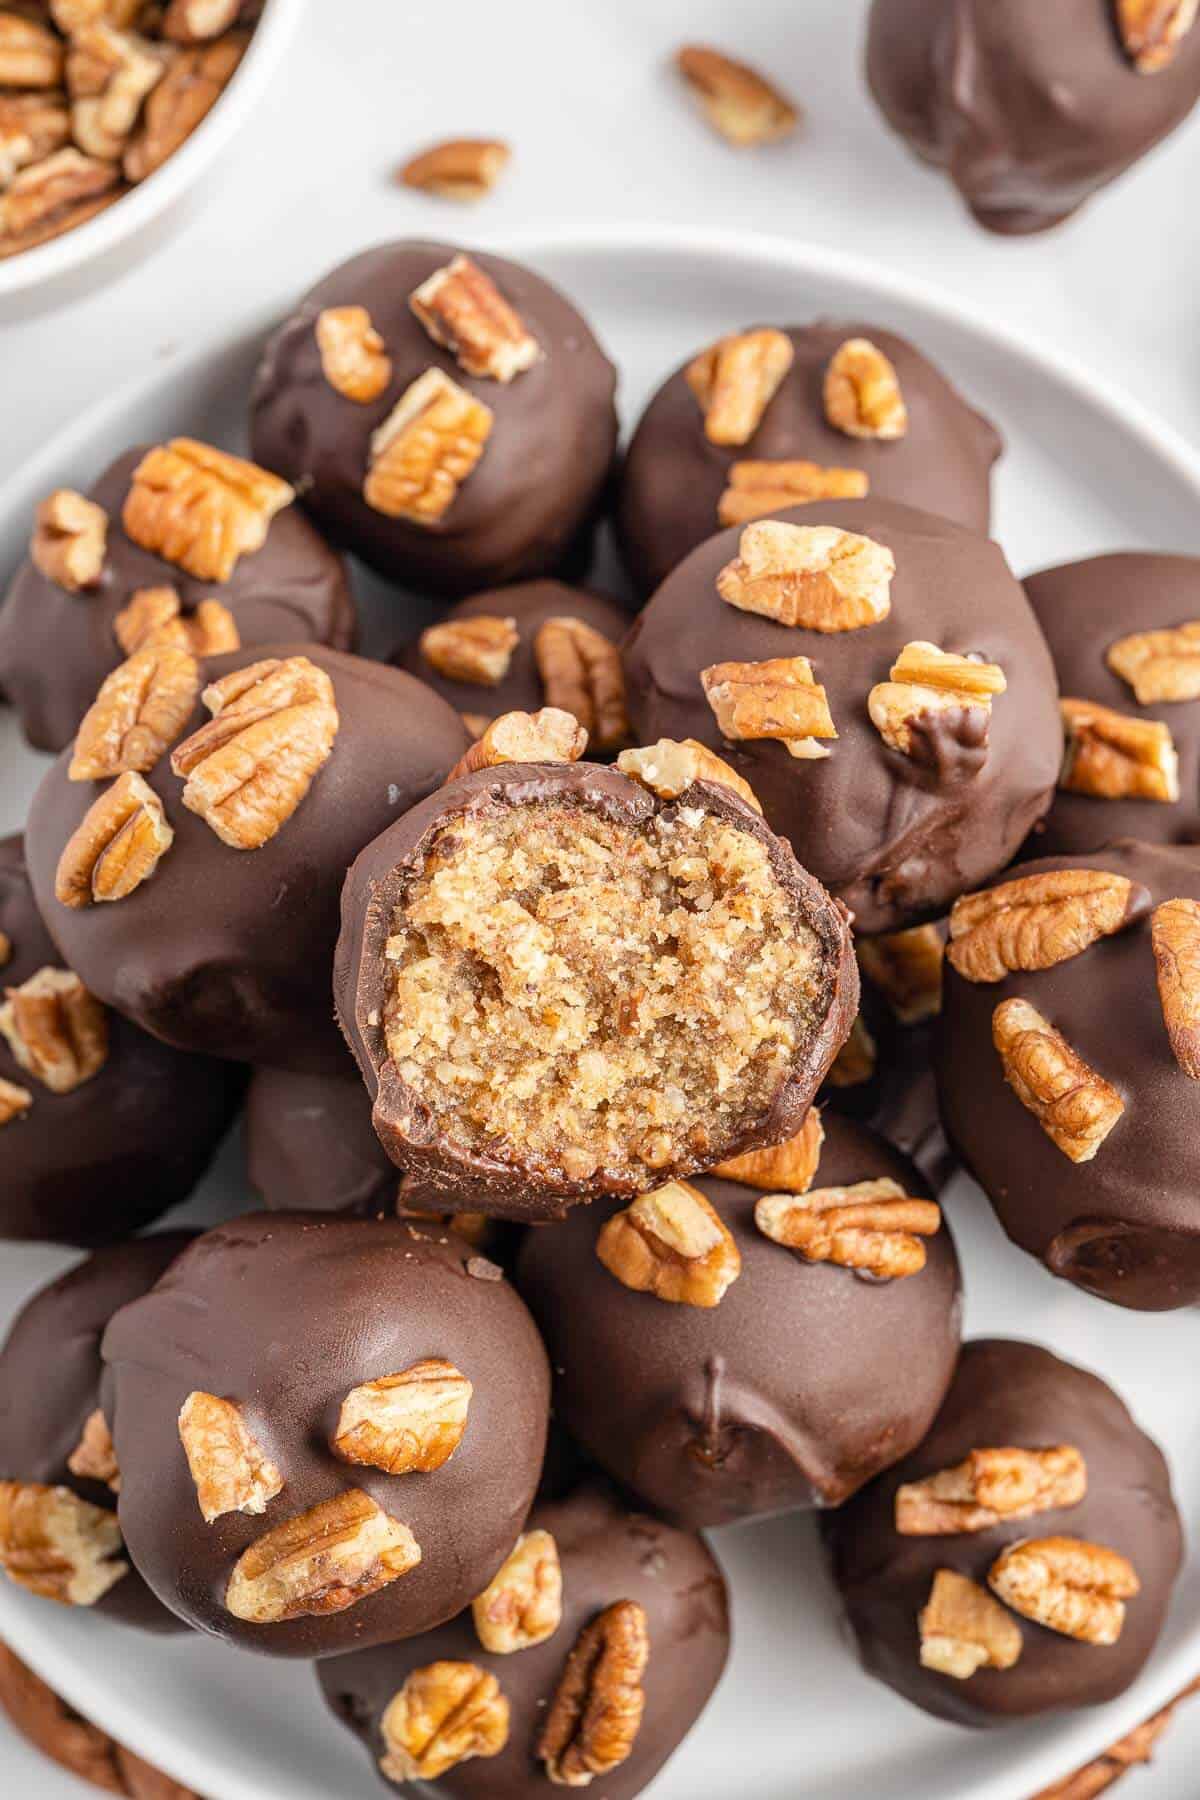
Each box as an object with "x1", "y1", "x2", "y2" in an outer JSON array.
[
  {"x1": 936, "y1": 842, "x2": 1200, "y2": 1310},
  {"x1": 867, "y1": 0, "x2": 1200, "y2": 235},
  {"x1": 100, "y1": 1213, "x2": 551, "y2": 1658},
  {"x1": 24, "y1": 644, "x2": 470, "y2": 1071},
  {"x1": 0, "y1": 834, "x2": 240, "y2": 1244},
  {"x1": 0, "y1": 441, "x2": 355, "y2": 753},
  {"x1": 249, "y1": 242, "x2": 619, "y2": 596},
  {"x1": 825, "y1": 1340, "x2": 1183, "y2": 1726},
  {"x1": 624, "y1": 498, "x2": 1062, "y2": 935},
  {"x1": 617, "y1": 323, "x2": 1001, "y2": 597},
  {"x1": 335, "y1": 732, "x2": 858, "y2": 1221},
  {"x1": 0, "y1": 1233, "x2": 195, "y2": 1634},
  {"x1": 317, "y1": 1480, "x2": 730, "y2": 1798},
  {"x1": 515, "y1": 1110, "x2": 961, "y2": 1528}
]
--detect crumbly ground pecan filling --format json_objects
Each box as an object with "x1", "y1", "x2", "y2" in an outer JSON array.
[{"x1": 383, "y1": 801, "x2": 822, "y2": 1184}]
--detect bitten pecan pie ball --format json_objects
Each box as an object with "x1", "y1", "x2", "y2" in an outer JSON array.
[
  {"x1": 99, "y1": 1213, "x2": 551, "y2": 1658},
  {"x1": 936, "y1": 842, "x2": 1200, "y2": 1310},
  {"x1": 617, "y1": 322, "x2": 1001, "y2": 598},
  {"x1": 0, "y1": 441, "x2": 355, "y2": 753},
  {"x1": 318, "y1": 1480, "x2": 730, "y2": 1798},
  {"x1": 24, "y1": 644, "x2": 470, "y2": 1071},
  {"x1": 0, "y1": 1232, "x2": 195, "y2": 1634},
  {"x1": 825, "y1": 1340, "x2": 1183, "y2": 1726},
  {"x1": 335, "y1": 723, "x2": 858, "y2": 1221},
  {"x1": 866, "y1": 0, "x2": 1200, "y2": 235},
  {"x1": 624, "y1": 499, "x2": 1062, "y2": 935},
  {"x1": 0, "y1": 833, "x2": 240, "y2": 1244},
  {"x1": 515, "y1": 1111, "x2": 961, "y2": 1528},
  {"x1": 249, "y1": 241, "x2": 619, "y2": 596}
]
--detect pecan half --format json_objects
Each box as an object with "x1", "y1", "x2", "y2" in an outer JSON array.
[
  {"x1": 0, "y1": 968, "x2": 108, "y2": 1093},
  {"x1": 1151, "y1": 897, "x2": 1200, "y2": 1078},
  {"x1": 69, "y1": 640, "x2": 199, "y2": 780},
  {"x1": 123, "y1": 438, "x2": 293, "y2": 582},
  {"x1": 0, "y1": 1482, "x2": 127, "y2": 1606},
  {"x1": 55, "y1": 769, "x2": 173, "y2": 906},
  {"x1": 410, "y1": 253, "x2": 539, "y2": 382},
  {"x1": 702, "y1": 654, "x2": 837, "y2": 757},
  {"x1": 30, "y1": 487, "x2": 107, "y2": 591},
  {"x1": 162, "y1": 0, "x2": 240, "y2": 41},
  {"x1": 123, "y1": 30, "x2": 246, "y2": 182},
  {"x1": 596, "y1": 1180, "x2": 741, "y2": 1307},
  {"x1": 826, "y1": 1012, "x2": 878, "y2": 1088},
  {"x1": 170, "y1": 654, "x2": 339, "y2": 850},
  {"x1": 472, "y1": 1529, "x2": 562, "y2": 1654},
  {"x1": 1115, "y1": 0, "x2": 1199, "y2": 71},
  {"x1": 0, "y1": 11, "x2": 63, "y2": 87},
  {"x1": 364, "y1": 367, "x2": 493, "y2": 523},
  {"x1": 421, "y1": 614, "x2": 518, "y2": 686},
  {"x1": 712, "y1": 1106, "x2": 824, "y2": 1190},
  {"x1": 0, "y1": 1078, "x2": 32, "y2": 1127},
  {"x1": 0, "y1": 146, "x2": 121, "y2": 257},
  {"x1": 755, "y1": 1178, "x2": 940, "y2": 1278},
  {"x1": 0, "y1": 90, "x2": 70, "y2": 186},
  {"x1": 897, "y1": 1445, "x2": 1087, "y2": 1536},
  {"x1": 616, "y1": 737, "x2": 762, "y2": 813},
  {"x1": 717, "y1": 458, "x2": 869, "y2": 526},
  {"x1": 538, "y1": 1600, "x2": 649, "y2": 1787},
  {"x1": 380, "y1": 1661, "x2": 509, "y2": 1782},
  {"x1": 67, "y1": 22, "x2": 165, "y2": 161},
  {"x1": 870, "y1": 642, "x2": 1007, "y2": 760},
  {"x1": 675, "y1": 44, "x2": 799, "y2": 146},
  {"x1": 447, "y1": 707, "x2": 586, "y2": 780},
  {"x1": 113, "y1": 585, "x2": 239, "y2": 656},
  {"x1": 331, "y1": 1358, "x2": 472, "y2": 1476},
  {"x1": 858, "y1": 923, "x2": 944, "y2": 1023},
  {"x1": 717, "y1": 519, "x2": 894, "y2": 630},
  {"x1": 685, "y1": 328, "x2": 794, "y2": 446},
  {"x1": 1107, "y1": 620, "x2": 1200, "y2": 702},
  {"x1": 534, "y1": 617, "x2": 630, "y2": 750},
  {"x1": 947, "y1": 869, "x2": 1150, "y2": 984},
  {"x1": 224, "y1": 1490, "x2": 421, "y2": 1624},
  {"x1": 992, "y1": 998, "x2": 1125, "y2": 1162},
  {"x1": 824, "y1": 337, "x2": 908, "y2": 440},
  {"x1": 919, "y1": 1569, "x2": 1023, "y2": 1679},
  {"x1": 1059, "y1": 698, "x2": 1178, "y2": 802},
  {"x1": 178, "y1": 1392, "x2": 283, "y2": 1523},
  {"x1": 399, "y1": 136, "x2": 510, "y2": 201},
  {"x1": 315, "y1": 304, "x2": 392, "y2": 403},
  {"x1": 66, "y1": 1409, "x2": 120, "y2": 1492},
  {"x1": 989, "y1": 1537, "x2": 1140, "y2": 1645}
]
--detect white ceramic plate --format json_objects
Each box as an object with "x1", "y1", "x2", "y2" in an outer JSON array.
[{"x1": 1, "y1": 228, "x2": 1200, "y2": 1800}]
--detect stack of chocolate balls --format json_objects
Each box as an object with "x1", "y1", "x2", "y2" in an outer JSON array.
[{"x1": 0, "y1": 234, "x2": 1192, "y2": 1797}]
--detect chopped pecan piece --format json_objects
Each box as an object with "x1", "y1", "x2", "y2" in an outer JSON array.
[
  {"x1": 113, "y1": 585, "x2": 239, "y2": 656},
  {"x1": 0, "y1": 968, "x2": 108, "y2": 1093},
  {"x1": 717, "y1": 519, "x2": 894, "y2": 630},
  {"x1": 55, "y1": 770, "x2": 173, "y2": 906},
  {"x1": 447, "y1": 707, "x2": 586, "y2": 781},
  {"x1": 989, "y1": 1537, "x2": 1140, "y2": 1645},
  {"x1": 314, "y1": 304, "x2": 392, "y2": 403},
  {"x1": 472, "y1": 1529, "x2": 563, "y2": 1654},
  {"x1": 380, "y1": 1661, "x2": 509, "y2": 1781},
  {"x1": 824, "y1": 337, "x2": 909, "y2": 440},
  {"x1": 870, "y1": 642, "x2": 1007, "y2": 759},
  {"x1": 421, "y1": 614, "x2": 519, "y2": 686},
  {"x1": 1107, "y1": 620, "x2": 1200, "y2": 702},
  {"x1": 122, "y1": 30, "x2": 246, "y2": 182},
  {"x1": 702, "y1": 654, "x2": 837, "y2": 757},
  {"x1": 178, "y1": 1392, "x2": 283, "y2": 1523},
  {"x1": 685, "y1": 328, "x2": 794, "y2": 447},
  {"x1": 51, "y1": 0, "x2": 144, "y2": 28},
  {"x1": 717, "y1": 458, "x2": 869, "y2": 526},
  {"x1": 596, "y1": 1180, "x2": 741, "y2": 1307},
  {"x1": 616, "y1": 737, "x2": 762, "y2": 813},
  {"x1": 66, "y1": 1409, "x2": 120, "y2": 1492},
  {"x1": 224, "y1": 1490, "x2": 421, "y2": 1624},
  {"x1": 919, "y1": 1569, "x2": 1023, "y2": 1679},
  {"x1": 675, "y1": 44, "x2": 799, "y2": 146},
  {"x1": 712, "y1": 1106, "x2": 824, "y2": 1190},
  {"x1": 0, "y1": 1481, "x2": 127, "y2": 1606},
  {"x1": 897, "y1": 1445, "x2": 1087, "y2": 1536},
  {"x1": 30, "y1": 488, "x2": 107, "y2": 592},
  {"x1": 0, "y1": 11, "x2": 63, "y2": 87},
  {"x1": 123, "y1": 438, "x2": 293, "y2": 583},
  {"x1": 170, "y1": 654, "x2": 339, "y2": 849},
  {"x1": 858, "y1": 923, "x2": 945, "y2": 1023},
  {"x1": 67, "y1": 22, "x2": 165, "y2": 161},
  {"x1": 0, "y1": 91, "x2": 70, "y2": 185},
  {"x1": 534, "y1": 617, "x2": 630, "y2": 750},
  {"x1": 364, "y1": 368, "x2": 493, "y2": 523},
  {"x1": 0, "y1": 146, "x2": 120, "y2": 258},
  {"x1": 332, "y1": 1358, "x2": 472, "y2": 1475},
  {"x1": 0, "y1": 1078, "x2": 33, "y2": 1127},
  {"x1": 162, "y1": 0, "x2": 239, "y2": 41},
  {"x1": 1115, "y1": 0, "x2": 1199, "y2": 71},
  {"x1": 1060, "y1": 698, "x2": 1178, "y2": 802},
  {"x1": 947, "y1": 869, "x2": 1150, "y2": 984},
  {"x1": 538, "y1": 1600, "x2": 649, "y2": 1786},
  {"x1": 399, "y1": 136, "x2": 511, "y2": 201},
  {"x1": 755, "y1": 1178, "x2": 940, "y2": 1278},
  {"x1": 826, "y1": 1012, "x2": 878, "y2": 1088},
  {"x1": 1151, "y1": 897, "x2": 1200, "y2": 1079},
  {"x1": 410, "y1": 253, "x2": 539, "y2": 382},
  {"x1": 69, "y1": 640, "x2": 199, "y2": 780},
  {"x1": 992, "y1": 998, "x2": 1124, "y2": 1162}
]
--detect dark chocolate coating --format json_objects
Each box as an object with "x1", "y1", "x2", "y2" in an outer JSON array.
[
  {"x1": 246, "y1": 1062, "x2": 397, "y2": 1216},
  {"x1": 0, "y1": 834, "x2": 240, "y2": 1245},
  {"x1": 24, "y1": 645, "x2": 470, "y2": 1072},
  {"x1": 867, "y1": 0, "x2": 1200, "y2": 235},
  {"x1": 0, "y1": 446, "x2": 356, "y2": 755},
  {"x1": 825, "y1": 1339, "x2": 1183, "y2": 1726},
  {"x1": 249, "y1": 242, "x2": 619, "y2": 597},
  {"x1": 826, "y1": 1012, "x2": 954, "y2": 1193},
  {"x1": 617, "y1": 322, "x2": 1001, "y2": 598},
  {"x1": 514, "y1": 1113, "x2": 962, "y2": 1528},
  {"x1": 317, "y1": 1482, "x2": 730, "y2": 1799},
  {"x1": 0, "y1": 1233, "x2": 195, "y2": 1633},
  {"x1": 1023, "y1": 554, "x2": 1200, "y2": 859},
  {"x1": 937, "y1": 840, "x2": 1200, "y2": 1310},
  {"x1": 624, "y1": 498, "x2": 1062, "y2": 935},
  {"x1": 335, "y1": 760, "x2": 858, "y2": 1220},
  {"x1": 100, "y1": 1213, "x2": 551, "y2": 1658}
]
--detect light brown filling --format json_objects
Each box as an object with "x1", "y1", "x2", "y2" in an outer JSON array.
[{"x1": 383, "y1": 801, "x2": 823, "y2": 1184}]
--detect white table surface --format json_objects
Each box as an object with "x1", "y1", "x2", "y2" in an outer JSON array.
[{"x1": 3, "y1": 0, "x2": 1200, "y2": 1793}]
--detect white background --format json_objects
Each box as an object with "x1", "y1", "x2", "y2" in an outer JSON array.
[{"x1": 3, "y1": 0, "x2": 1200, "y2": 1792}]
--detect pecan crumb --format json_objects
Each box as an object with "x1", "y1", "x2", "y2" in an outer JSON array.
[
  {"x1": 675, "y1": 43, "x2": 799, "y2": 146},
  {"x1": 712, "y1": 1106, "x2": 824, "y2": 1190},
  {"x1": 399, "y1": 137, "x2": 510, "y2": 201},
  {"x1": 596, "y1": 1180, "x2": 742, "y2": 1307},
  {"x1": 992, "y1": 997, "x2": 1125, "y2": 1162},
  {"x1": 685, "y1": 328, "x2": 794, "y2": 446},
  {"x1": 717, "y1": 519, "x2": 894, "y2": 631},
  {"x1": 824, "y1": 337, "x2": 908, "y2": 440},
  {"x1": 989, "y1": 1536, "x2": 1139, "y2": 1645},
  {"x1": 919, "y1": 1569, "x2": 1023, "y2": 1679},
  {"x1": 410, "y1": 253, "x2": 539, "y2": 382},
  {"x1": 538, "y1": 1600, "x2": 649, "y2": 1786},
  {"x1": 54, "y1": 769, "x2": 173, "y2": 906},
  {"x1": 947, "y1": 869, "x2": 1149, "y2": 984},
  {"x1": 755, "y1": 1177, "x2": 940, "y2": 1278},
  {"x1": 897, "y1": 1445, "x2": 1087, "y2": 1536}
]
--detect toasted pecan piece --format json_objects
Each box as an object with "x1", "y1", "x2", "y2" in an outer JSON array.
[
  {"x1": 718, "y1": 457, "x2": 869, "y2": 526},
  {"x1": 123, "y1": 438, "x2": 293, "y2": 583},
  {"x1": 534, "y1": 616, "x2": 630, "y2": 750},
  {"x1": 0, "y1": 11, "x2": 63, "y2": 87},
  {"x1": 0, "y1": 968, "x2": 108, "y2": 1093},
  {"x1": 992, "y1": 998, "x2": 1124, "y2": 1163},
  {"x1": 717, "y1": 519, "x2": 894, "y2": 630},
  {"x1": 66, "y1": 1409, "x2": 120, "y2": 1492},
  {"x1": 163, "y1": 0, "x2": 240, "y2": 42},
  {"x1": 55, "y1": 770, "x2": 173, "y2": 906},
  {"x1": 224, "y1": 1490, "x2": 421, "y2": 1624},
  {"x1": 472, "y1": 1529, "x2": 563, "y2": 1654},
  {"x1": 711, "y1": 1106, "x2": 824, "y2": 1190},
  {"x1": 616, "y1": 737, "x2": 762, "y2": 813},
  {"x1": 331, "y1": 1359, "x2": 472, "y2": 1476},
  {"x1": 420, "y1": 614, "x2": 519, "y2": 686},
  {"x1": 178, "y1": 1392, "x2": 283, "y2": 1523},
  {"x1": 380, "y1": 1661, "x2": 509, "y2": 1781},
  {"x1": 1059, "y1": 698, "x2": 1178, "y2": 803},
  {"x1": 122, "y1": 30, "x2": 246, "y2": 182},
  {"x1": 919, "y1": 1569, "x2": 1023, "y2": 1679},
  {"x1": 537, "y1": 1600, "x2": 649, "y2": 1786},
  {"x1": 824, "y1": 337, "x2": 908, "y2": 440},
  {"x1": 755, "y1": 1178, "x2": 940, "y2": 1279},
  {"x1": 685, "y1": 328, "x2": 794, "y2": 446},
  {"x1": 0, "y1": 1077, "x2": 33, "y2": 1127},
  {"x1": 30, "y1": 487, "x2": 107, "y2": 591},
  {"x1": 858, "y1": 924, "x2": 944, "y2": 1023},
  {"x1": 315, "y1": 305, "x2": 392, "y2": 403},
  {"x1": 1107, "y1": 620, "x2": 1200, "y2": 703},
  {"x1": 897, "y1": 1445, "x2": 1087, "y2": 1536},
  {"x1": 113, "y1": 585, "x2": 239, "y2": 657},
  {"x1": 67, "y1": 21, "x2": 166, "y2": 162},
  {"x1": 0, "y1": 146, "x2": 121, "y2": 258},
  {"x1": 364, "y1": 367, "x2": 493, "y2": 523},
  {"x1": 675, "y1": 44, "x2": 799, "y2": 146},
  {"x1": 870, "y1": 642, "x2": 1006, "y2": 760},
  {"x1": 0, "y1": 90, "x2": 71, "y2": 185},
  {"x1": 1115, "y1": 0, "x2": 1199, "y2": 71},
  {"x1": 1151, "y1": 897, "x2": 1200, "y2": 1079},
  {"x1": 0, "y1": 1481, "x2": 127, "y2": 1606},
  {"x1": 447, "y1": 707, "x2": 586, "y2": 781},
  {"x1": 69, "y1": 640, "x2": 199, "y2": 780},
  {"x1": 702, "y1": 654, "x2": 837, "y2": 757},
  {"x1": 947, "y1": 869, "x2": 1150, "y2": 984},
  {"x1": 399, "y1": 137, "x2": 510, "y2": 201},
  {"x1": 989, "y1": 1536, "x2": 1139, "y2": 1645},
  {"x1": 410, "y1": 253, "x2": 539, "y2": 381},
  {"x1": 597, "y1": 1180, "x2": 742, "y2": 1307}
]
